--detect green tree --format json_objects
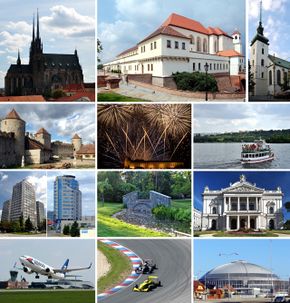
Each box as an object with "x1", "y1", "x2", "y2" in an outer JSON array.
[
  {"x1": 11, "y1": 221, "x2": 21, "y2": 233},
  {"x1": 171, "y1": 172, "x2": 191, "y2": 198},
  {"x1": 97, "y1": 39, "x2": 103, "y2": 63},
  {"x1": 24, "y1": 217, "x2": 34, "y2": 232},
  {"x1": 19, "y1": 214, "x2": 24, "y2": 232},
  {"x1": 98, "y1": 178, "x2": 113, "y2": 206},
  {"x1": 63, "y1": 225, "x2": 70, "y2": 235},
  {"x1": 52, "y1": 89, "x2": 66, "y2": 99},
  {"x1": 70, "y1": 221, "x2": 80, "y2": 237},
  {"x1": 248, "y1": 60, "x2": 255, "y2": 94}
]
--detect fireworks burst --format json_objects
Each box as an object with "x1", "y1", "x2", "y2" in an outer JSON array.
[{"x1": 97, "y1": 105, "x2": 133, "y2": 128}]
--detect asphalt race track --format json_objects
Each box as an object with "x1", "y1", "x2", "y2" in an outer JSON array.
[{"x1": 102, "y1": 239, "x2": 191, "y2": 303}]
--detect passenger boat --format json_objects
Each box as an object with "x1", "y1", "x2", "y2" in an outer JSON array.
[{"x1": 241, "y1": 139, "x2": 274, "y2": 164}]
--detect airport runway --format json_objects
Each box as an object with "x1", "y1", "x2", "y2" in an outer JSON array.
[{"x1": 101, "y1": 239, "x2": 191, "y2": 303}]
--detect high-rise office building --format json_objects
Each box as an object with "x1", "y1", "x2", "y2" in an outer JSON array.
[
  {"x1": 10, "y1": 180, "x2": 37, "y2": 226},
  {"x1": 36, "y1": 201, "x2": 45, "y2": 226},
  {"x1": 54, "y1": 175, "x2": 82, "y2": 221},
  {"x1": 1, "y1": 199, "x2": 11, "y2": 222}
]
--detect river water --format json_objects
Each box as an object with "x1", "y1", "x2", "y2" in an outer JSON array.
[{"x1": 194, "y1": 143, "x2": 290, "y2": 169}]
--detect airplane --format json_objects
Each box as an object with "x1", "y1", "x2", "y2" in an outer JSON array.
[{"x1": 19, "y1": 255, "x2": 92, "y2": 280}]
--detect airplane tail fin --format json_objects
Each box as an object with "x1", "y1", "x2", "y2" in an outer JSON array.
[{"x1": 61, "y1": 259, "x2": 69, "y2": 272}]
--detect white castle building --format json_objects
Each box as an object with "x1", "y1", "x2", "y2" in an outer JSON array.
[
  {"x1": 104, "y1": 13, "x2": 245, "y2": 87},
  {"x1": 201, "y1": 175, "x2": 284, "y2": 231},
  {"x1": 250, "y1": 2, "x2": 290, "y2": 97}
]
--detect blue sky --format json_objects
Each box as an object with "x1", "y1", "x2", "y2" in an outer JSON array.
[
  {"x1": 47, "y1": 171, "x2": 95, "y2": 216},
  {"x1": 194, "y1": 104, "x2": 290, "y2": 133},
  {"x1": 249, "y1": 0, "x2": 290, "y2": 60},
  {"x1": 0, "y1": 171, "x2": 47, "y2": 210},
  {"x1": 98, "y1": 0, "x2": 245, "y2": 63},
  {"x1": 194, "y1": 239, "x2": 290, "y2": 280},
  {"x1": 0, "y1": 239, "x2": 95, "y2": 283},
  {"x1": 0, "y1": 104, "x2": 95, "y2": 143},
  {"x1": 0, "y1": 0, "x2": 95, "y2": 88},
  {"x1": 194, "y1": 171, "x2": 290, "y2": 221}
]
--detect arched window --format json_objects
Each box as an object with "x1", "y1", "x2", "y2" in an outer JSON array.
[
  {"x1": 212, "y1": 207, "x2": 217, "y2": 214},
  {"x1": 284, "y1": 72, "x2": 288, "y2": 84},
  {"x1": 269, "y1": 206, "x2": 274, "y2": 214},
  {"x1": 261, "y1": 59, "x2": 264, "y2": 66},
  {"x1": 269, "y1": 70, "x2": 272, "y2": 85},
  {"x1": 197, "y1": 37, "x2": 201, "y2": 52},
  {"x1": 277, "y1": 70, "x2": 281, "y2": 84},
  {"x1": 189, "y1": 35, "x2": 195, "y2": 45},
  {"x1": 203, "y1": 39, "x2": 207, "y2": 53}
]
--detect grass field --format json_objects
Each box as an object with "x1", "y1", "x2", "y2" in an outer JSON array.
[
  {"x1": 98, "y1": 241, "x2": 132, "y2": 293},
  {"x1": 98, "y1": 92, "x2": 146, "y2": 102},
  {"x1": 97, "y1": 202, "x2": 169, "y2": 237},
  {"x1": 0, "y1": 290, "x2": 95, "y2": 303},
  {"x1": 171, "y1": 199, "x2": 191, "y2": 210}
]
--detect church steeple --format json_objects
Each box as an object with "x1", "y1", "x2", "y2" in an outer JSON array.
[
  {"x1": 250, "y1": 0, "x2": 269, "y2": 46},
  {"x1": 36, "y1": 8, "x2": 40, "y2": 39},
  {"x1": 17, "y1": 50, "x2": 21, "y2": 65},
  {"x1": 32, "y1": 14, "x2": 35, "y2": 41}
]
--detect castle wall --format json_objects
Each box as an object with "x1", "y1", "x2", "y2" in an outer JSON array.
[
  {"x1": 25, "y1": 149, "x2": 42, "y2": 164},
  {"x1": 0, "y1": 132, "x2": 17, "y2": 167},
  {"x1": 51, "y1": 142, "x2": 74, "y2": 158},
  {"x1": 150, "y1": 190, "x2": 171, "y2": 207}
]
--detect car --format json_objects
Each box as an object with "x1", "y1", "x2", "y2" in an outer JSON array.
[
  {"x1": 135, "y1": 259, "x2": 157, "y2": 274},
  {"x1": 274, "y1": 296, "x2": 290, "y2": 303},
  {"x1": 133, "y1": 276, "x2": 162, "y2": 292}
]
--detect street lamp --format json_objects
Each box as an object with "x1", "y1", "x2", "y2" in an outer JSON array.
[{"x1": 204, "y1": 62, "x2": 209, "y2": 101}]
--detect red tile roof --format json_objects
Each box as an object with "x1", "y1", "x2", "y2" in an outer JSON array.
[
  {"x1": 0, "y1": 95, "x2": 45, "y2": 102},
  {"x1": 163, "y1": 13, "x2": 209, "y2": 35},
  {"x1": 72, "y1": 133, "x2": 81, "y2": 139},
  {"x1": 35, "y1": 128, "x2": 50, "y2": 135},
  {"x1": 25, "y1": 137, "x2": 45, "y2": 150},
  {"x1": 117, "y1": 46, "x2": 138, "y2": 57},
  {"x1": 5, "y1": 109, "x2": 23, "y2": 120},
  {"x1": 139, "y1": 25, "x2": 189, "y2": 44},
  {"x1": 54, "y1": 92, "x2": 95, "y2": 102},
  {"x1": 217, "y1": 49, "x2": 243, "y2": 57},
  {"x1": 76, "y1": 144, "x2": 95, "y2": 155}
]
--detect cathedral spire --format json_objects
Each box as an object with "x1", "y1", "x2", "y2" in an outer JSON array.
[
  {"x1": 259, "y1": 0, "x2": 263, "y2": 26},
  {"x1": 17, "y1": 49, "x2": 21, "y2": 65},
  {"x1": 32, "y1": 13, "x2": 35, "y2": 41},
  {"x1": 36, "y1": 8, "x2": 40, "y2": 39}
]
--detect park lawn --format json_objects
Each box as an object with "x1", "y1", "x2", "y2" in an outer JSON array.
[
  {"x1": 0, "y1": 291, "x2": 95, "y2": 303},
  {"x1": 171, "y1": 199, "x2": 191, "y2": 210},
  {"x1": 98, "y1": 202, "x2": 169, "y2": 237},
  {"x1": 98, "y1": 241, "x2": 132, "y2": 294},
  {"x1": 98, "y1": 92, "x2": 146, "y2": 102},
  {"x1": 194, "y1": 231, "x2": 279, "y2": 237}
]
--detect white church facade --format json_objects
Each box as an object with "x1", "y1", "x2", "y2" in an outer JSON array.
[
  {"x1": 104, "y1": 13, "x2": 245, "y2": 86},
  {"x1": 250, "y1": 4, "x2": 290, "y2": 97},
  {"x1": 201, "y1": 175, "x2": 284, "y2": 231}
]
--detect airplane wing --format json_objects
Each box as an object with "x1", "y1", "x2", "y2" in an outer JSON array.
[{"x1": 54, "y1": 262, "x2": 92, "y2": 273}]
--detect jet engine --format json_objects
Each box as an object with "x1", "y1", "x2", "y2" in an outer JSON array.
[{"x1": 23, "y1": 267, "x2": 33, "y2": 274}]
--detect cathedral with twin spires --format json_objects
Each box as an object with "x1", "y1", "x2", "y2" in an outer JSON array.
[{"x1": 5, "y1": 10, "x2": 84, "y2": 96}]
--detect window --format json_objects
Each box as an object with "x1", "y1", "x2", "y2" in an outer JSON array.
[
  {"x1": 214, "y1": 63, "x2": 216, "y2": 70},
  {"x1": 210, "y1": 63, "x2": 212, "y2": 70},
  {"x1": 284, "y1": 72, "x2": 288, "y2": 84},
  {"x1": 269, "y1": 70, "x2": 272, "y2": 85},
  {"x1": 214, "y1": 41, "x2": 217, "y2": 53},
  {"x1": 261, "y1": 59, "x2": 264, "y2": 66},
  {"x1": 203, "y1": 39, "x2": 207, "y2": 52},
  {"x1": 148, "y1": 64, "x2": 150, "y2": 71},
  {"x1": 252, "y1": 60, "x2": 254, "y2": 66},
  {"x1": 262, "y1": 48, "x2": 264, "y2": 54},
  {"x1": 277, "y1": 70, "x2": 281, "y2": 84},
  {"x1": 212, "y1": 207, "x2": 217, "y2": 214},
  {"x1": 150, "y1": 43, "x2": 153, "y2": 50},
  {"x1": 182, "y1": 42, "x2": 186, "y2": 50},
  {"x1": 151, "y1": 64, "x2": 153, "y2": 71},
  {"x1": 261, "y1": 72, "x2": 264, "y2": 78},
  {"x1": 253, "y1": 48, "x2": 255, "y2": 55},
  {"x1": 189, "y1": 35, "x2": 194, "y2": 44},
  {"x1": 175, "y1": 41, "x2": 179, "y2": 49},
  {"x1": 198, "y1": 63, "x2": 201, "y2": 71},
  {"x1": 197, "y1": 37, "x2": 201, "y2": 52},
  {"x1": 269, "y1": 207, "x2": 274, "y2": 214},
  {"x1": 167, "y1": 40, "x2": 171, "y2": 48},
  {"x1": 193, "y1": 63, "x2": 196, "y2": 71},
  {"x1": 154, "y1": 41, "x2": 157, "y2": 49}
]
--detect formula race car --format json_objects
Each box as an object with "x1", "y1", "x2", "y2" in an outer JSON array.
[
  {"x1": 133, "y1": 276, "x2": 162, "y2": 292},
  {"x1": 135, "y1": 259, "x2": 157, "y2": 274}
]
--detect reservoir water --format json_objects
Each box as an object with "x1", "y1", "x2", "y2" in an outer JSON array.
[{"x1": 194, "y1": 143, "x2": 290, "y2": 169}]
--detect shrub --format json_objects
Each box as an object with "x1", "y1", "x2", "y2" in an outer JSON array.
[
  {"x1": 173, "y1": 72, "x2": 218, "y2": 92},
  {"x1": 152, "y1": 205, "x2": 191, "y2": 224}
]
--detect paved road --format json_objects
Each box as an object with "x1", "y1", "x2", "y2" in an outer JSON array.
[{"x1": 102, "y1": 239, "x2": 191, "y2": 303}]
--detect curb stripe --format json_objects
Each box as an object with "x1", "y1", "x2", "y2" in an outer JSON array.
[{"x1": 97, "y1": 239, "x2": 142, "y2": 300}]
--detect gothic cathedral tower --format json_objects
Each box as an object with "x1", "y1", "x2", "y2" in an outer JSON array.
[{"x1": 250, "y1": 0, "x2": 269, "y2": 96}]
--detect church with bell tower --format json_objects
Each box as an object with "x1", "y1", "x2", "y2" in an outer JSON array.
[
  {"x1": 4, "y1": 10, "x2": 84, "y2": 96},
  {"x1": 250, "y1": 0, "x2": 290, "y2": 99}
]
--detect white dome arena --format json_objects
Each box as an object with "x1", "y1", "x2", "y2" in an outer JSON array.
[{"x1": 200, "y1": 260, "x2": 283, "y2": 293}]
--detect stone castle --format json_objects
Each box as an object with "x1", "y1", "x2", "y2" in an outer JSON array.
[{"x1": 0, "y1": 109, "x2": 87, "y2": 167}]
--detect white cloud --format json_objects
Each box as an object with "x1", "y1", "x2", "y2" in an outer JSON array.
[
  {"x1": 6, "y1": 21, "x2": 31, "y2": 34},
  {"x1": 41, "y1": 5, "x2": 94, "y2": 38},
  {"x1": 0, "y1": 172, "x2": 8, "y2": 182},
  {"x1": 0, "y1": 31, "x2": 31, "y2": 52},
  {"x1": 0, "y1": 70, "x2": 5, "y2": 88},
  {"x1": 26, "y1": 175, "x2": 47, "y2": 205},
  {"x1": 249, "y1": 0, "x2": 287, "y2": 19}
]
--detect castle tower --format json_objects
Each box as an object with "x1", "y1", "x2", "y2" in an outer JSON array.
[
  {"x1": 0, "y1": 109, "x2": 25, "y2": 166},
  {"x1": 250, "y1": 0, "x2": 269, "y2": 96},
  {"x1": 35, "y1": 127, "x2": 51, "y2": 149},
  {"x1": 232, "y1": 30, "x2": 242, "y2": 54},
  {"x1": 72, "y1": 134, "x2": 82, "y2": 156}
]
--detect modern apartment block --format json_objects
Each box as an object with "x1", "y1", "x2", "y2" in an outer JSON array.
[
  {"x1": 54, "y1": 175, "x2": 82, "y2": 221},
  {"x1": 36, "y1": 201, "x2": 45, "y2": 226}
]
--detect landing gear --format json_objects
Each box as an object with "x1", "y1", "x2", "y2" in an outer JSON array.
[{"x1": 35, "y1": 275, "x2": 40, "y2": 279}]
